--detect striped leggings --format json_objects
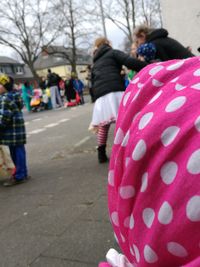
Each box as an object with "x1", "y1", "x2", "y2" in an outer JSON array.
[{"x1": 97, "y1": 124, "x2": 110, "y2": 146}]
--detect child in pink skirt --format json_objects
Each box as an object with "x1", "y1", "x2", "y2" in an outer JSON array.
[{"x1": 99, "y1": 56, "x2": 200, "y2": 266}]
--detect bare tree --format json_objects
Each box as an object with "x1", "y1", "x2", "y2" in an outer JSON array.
[
  {"x1": 98, "y1": 0, "x2": 136, "y2": 43},
  {"x1": 0, "y1": 0, "x2": 61, "y2": 81},
  {"x1": 93, "y1": 0, "x2": 162, "y2": 45},
  {"x1": 50, "y1": 0, "x2": 98, "y2": 74},
  {"x1": 136, "y1": 0, "x2": 163, "y2": 27}
]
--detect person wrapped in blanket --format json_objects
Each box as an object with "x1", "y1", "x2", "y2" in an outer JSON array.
[
  {"x1": 0, "y1": 74, "x2": 29, "y2": 186},
  {"x1": 99, "y1": 56, "x2": 200, "y2": 266}
]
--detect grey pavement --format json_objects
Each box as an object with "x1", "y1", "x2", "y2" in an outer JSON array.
[{"x1": 0, "y1": 101, "x2": 118, "y2": 267}]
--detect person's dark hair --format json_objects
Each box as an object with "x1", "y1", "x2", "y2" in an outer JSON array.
[
  {"x1": 48, "y1": 69, "x2": 51, "y2": 73},
  {"x1": 134, "y1": 25, "x2": 154, "y2": 38},
  {"x1": 197, "y1": 47, "x2": 200, "y2": 53},
  {"x1": 24, "y1": 81, "x2": 30, "y2": 87}
]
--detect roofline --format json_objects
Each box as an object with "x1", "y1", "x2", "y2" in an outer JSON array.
[{"x1": 35, "y1": 62, "x2": 90, "y2": 71}]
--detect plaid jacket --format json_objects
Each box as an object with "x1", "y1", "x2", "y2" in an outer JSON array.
[{"x1": 0, "y1": 91, "x2": 26, "y2": 145}]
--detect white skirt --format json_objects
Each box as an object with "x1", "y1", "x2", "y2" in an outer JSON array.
[{"x1": 90, "y1": 91, "x2": 124, "y2": 128}]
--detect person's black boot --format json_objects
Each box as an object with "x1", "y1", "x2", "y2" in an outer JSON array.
[{"x1": 97, "y1": 145, "x2": 108, "y2": 163}]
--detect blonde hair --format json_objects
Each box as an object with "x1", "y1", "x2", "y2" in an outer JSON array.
[{"x1": 94, "y1": 37, "x2": 110, "y2": 48}]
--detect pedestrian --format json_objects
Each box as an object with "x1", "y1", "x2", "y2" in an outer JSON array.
[
  {"x1": 65, "y1": 75, "x2": 77, "y2": 103},
  {"x1": 21, "y1": 80, "x2": 33, "y2": 112},
  {"x1": 39, "y1": 76, "x2": 47, "y2": 92},
  {"x1": 134, "y1": 25, "x2": 194, "y2": 61},
  {"x1": 90, "y1": 37, "x2": 147, "y2": 163},
  {"x1": 47, "y1": 69, "x2": 63, "y2": 109},
  {"x1": 99, "y1": 56, "x2": 200, "y2": 266},
  {"x1": 0, "y1": 74, "x2": 28, "y2": 186},
  {"x1": 73, "y1": 75, "x2": 84, "y2": 105},
  {"x1": 86, "y1": 65, "x2": 95, "y2": 103}
]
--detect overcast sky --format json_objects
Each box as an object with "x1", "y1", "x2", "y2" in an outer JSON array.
[{"x1": 0, "y1": 19, "x2": 126, "y2": 58}]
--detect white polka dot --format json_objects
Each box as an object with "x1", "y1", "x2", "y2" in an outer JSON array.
[
  {"x1": 129, "y1": 214, "x2": 134, "y2": 229},
  {"x1": 186, "y1": 195, "x2": 200, "y2": 222},
  {"x1": 166, "y1": 61, "x2": 184, "y2": 70},
  {"x1": 114, "y1": 128, "x2": 124, "y2": 145},
  {"x1": 161, "y1": 126, "x2": 180, "y2": 146},
  {"x1": 167, "y1": 242, "x2": 188, "y2": 257},
  {"x1": 165, "y1": 96, "x2": 186, "y2": 112},
  {"x1": 120, "y1": 233, "x2": 126, "y2": 243},
  {"x1": 152, "y1": 79, "x2": 164, "y2": 87},
  {"x1": 133, "y1": 244, "x2": 140, "y2": 263},
  {"x1": 121, "y1": 130, "x2": 130, "y2": 147},
  {"x1": 170, "y1": 76, "x2": 179, "y2": 83},
  {"x1": 193, "y1": 69, "x2": 200, "y2": 76},
  {"x1": 187, "y1": 149, "x2": 200, "y2": 174},
  {"x1": 144, "y1": 245, "x2": 158, "y2": 263},
  {"x1": 148, "y1": 90, "x2": 163, "y2": 104},
  {"x1": 132, "y1": 139, "x2": 147, "y2": 161},
  {"x1": 138, "y1": 82, "x2": 144, "y2": 89},
  {"x1": 191, "y1": 83, "x2": 200, "y2": 90},
  {"x1": 120, "y1": 186, "x2": 135, "y2": 199},
  {"x1": 175, "y1": 83, "x2": 186, "y2": 91},
  {"x1": 194, "y1": 116, "x2": 200, "y2": 132},
  {"x1": 160, "y1": 161, "x2": 178, "y2": 185},
  {"x1": 114, "y1": 233, "x2": 119, "y2": 244},
  {"x1": 158, "y1": 202, "x2": 173, "y2": 224},
  {"x1": 108, "y1": 170, "x2": 114, "y2": 186},
  {"x1": 124, "y1": 216, "x2": 130, "y2": 228},
  {"x1": 140, "y1": 172, "x2": 148, "y2": 192},
  {"x1": 130, "y1": 246, "x2": 135, "y2": 256},
  {"x1": 149, "y1": 65, "x2": 164, "y2": 75},
  {"x1": 132, "y1": 90, "x2": 140, "y2": 102},
  {"x1": 139, "y1": 112, "x2": 154, "y2": 130},
  {"x1": 143, "y1": 208, "x2": 155, "y2": 228},
  {"x1": 132, "y1": 112, "x2": 141, "y2": 122},
  {"x1": 111, "y1": 212, "x2": 119, "y2": 226},
  {"x1": 125, "y1": 157, "x2": 130, "y2": 167},
  {"x1": 123, "y1": 92, "x2": 131, "y2": 106},
  {"x1": 131, "y1": 77, "x2": 139, "y2": 84}
]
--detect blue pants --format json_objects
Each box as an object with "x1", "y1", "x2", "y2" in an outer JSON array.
[{"x1": 9, "y1": 145, "x2": 28, "y2": 180}]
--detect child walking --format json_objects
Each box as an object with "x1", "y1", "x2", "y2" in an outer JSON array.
[
  {"x1": 100, "y1": 56, "x2": 200, "y2": 266},
  {"x1": 0, "y1": 74, "x2": 28, "y2": 186}
]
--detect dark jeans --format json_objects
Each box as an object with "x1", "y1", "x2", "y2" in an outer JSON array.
[
  {"x1": 9, "y1": 145, "x2": 28, "y2": 180},
  {"x1": 78, "y1": 92, "x2": 84, "y2": 104}
]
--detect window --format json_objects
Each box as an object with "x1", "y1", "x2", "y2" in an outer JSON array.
[
  {"x1": 0, "y1": 67, "x2": 4, "y2": 73},
  {"x1": 15, "y1": 66, "x2": 23, "y2": 74}
]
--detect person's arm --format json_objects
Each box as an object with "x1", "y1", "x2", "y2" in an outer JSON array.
[
  {"x1": 113, "y1": 49, "x2": 148, "y2": 72},
  {"x1": 80, "y1": 80, "x2": 84, "y2": 90},
  {"x1": 0, "y1": 97, "x2": 13, "y2": 129}
]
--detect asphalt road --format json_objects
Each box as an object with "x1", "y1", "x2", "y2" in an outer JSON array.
[{"x1": 0, "y1": 101, "x2": 118, "y2": 267}]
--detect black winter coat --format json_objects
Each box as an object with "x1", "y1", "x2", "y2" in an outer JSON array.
[
  {"x1": 146, "y1": 29, "x2": 194, "y2": 61},
  {"x1": 92, "y1": 44, "x2": 147, "y2": 101}
]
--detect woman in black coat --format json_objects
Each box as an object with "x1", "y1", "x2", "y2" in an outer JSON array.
[
  {"x1": 90, "y1": 37, "x2": 147, "y2": 163},
  {"x1": 134, "y1": 25, "x2": 194, "y2": 61}
]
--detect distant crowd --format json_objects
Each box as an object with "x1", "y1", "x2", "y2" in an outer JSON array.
[{"x1": 16, "y1": 69, "x2": 87, "y2": 113}]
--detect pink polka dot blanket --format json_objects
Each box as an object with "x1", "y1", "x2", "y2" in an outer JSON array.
[{"x1": 100, "y1": 57, "x2": 200, "y2": 266}]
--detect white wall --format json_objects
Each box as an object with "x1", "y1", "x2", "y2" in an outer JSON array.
[{"x1": 160, "y1": 0, "x2": 200, "y2": 55}]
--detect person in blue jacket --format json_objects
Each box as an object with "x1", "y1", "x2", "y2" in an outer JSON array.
[{"x1": 73, "y1": 75, "x2": 84, "y2": 105}]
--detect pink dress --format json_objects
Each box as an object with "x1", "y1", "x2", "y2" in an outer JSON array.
[{"x1": 100, "y1": 57, "x2": 200, "y2": 266}]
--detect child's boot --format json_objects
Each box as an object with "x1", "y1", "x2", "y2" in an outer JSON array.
[{"x1": 97, "y1": 145, "x2": 108, "y2": 163}]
